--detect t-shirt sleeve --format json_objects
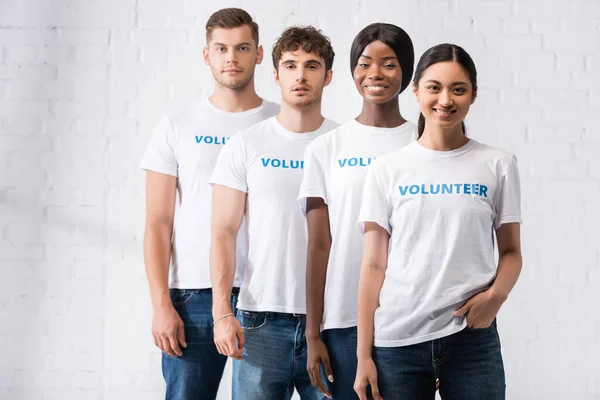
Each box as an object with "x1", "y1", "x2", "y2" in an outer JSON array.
[
  {"x1": 140, "y1": 116, "x2": 178, "y2": 176},
  {"x1": 298, "y1": 139, "x2": 328, "y2": 215},
  {"x1": 494, "y1": 155, "x2": 522, "y2": 229},
  {"x1": 357, "y1": 162, "x2": 391, "y2": 235},
  {"x1": 209, "y1": 132, "x2": 248, "y2": 193}
]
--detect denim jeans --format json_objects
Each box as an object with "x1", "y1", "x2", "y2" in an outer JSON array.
[
  {"x1": 372, "y1": 319, "x2": 505, "y2": 400},
  {"x1": 232, "y1": 310, "x2": 326, "y2": 400},
  {"x1": 162, "y1": 288, "x2": 238, "y2": 400},
  {"x1": 321, "y1": 326, "x2": 359, "y2": 399}
]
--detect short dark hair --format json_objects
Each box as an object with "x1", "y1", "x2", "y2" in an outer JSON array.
[
  {"x1": 350, "y1": 23, "x2": 414, "y2": 93},
  {"x1": 272, "y1": 26, "x2": 335, "y2": 71},
  {"x1": 205, "y1": 8, "x2": 259, "y2": 45},
  {"x1": 413, "y1": 43, "x2": 478, "y2": 138}
]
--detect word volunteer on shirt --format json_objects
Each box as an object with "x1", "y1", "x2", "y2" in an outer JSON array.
[
  {"x1": 398, "y1": 183, "x2": 489, "y2": 197},
  {"x1": 195, "y1": 135, "x2": 229, "y2": 145},
  {"x1": 337, "y1": 157, "x2": 376, "y2": 168}
]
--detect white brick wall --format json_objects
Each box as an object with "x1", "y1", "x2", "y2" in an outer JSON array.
[{"x1": 1, "y1": 0, "x2": 599, "y2": 399}]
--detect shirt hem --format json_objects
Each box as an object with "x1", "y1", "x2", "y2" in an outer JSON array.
[
  {"x1": 170, "y1": 281, "x2": 243, "y2": 289},
  {"x1": 322, "y1": 320, "x2": 357, "y2": 331},
  {"x1": 237, "y1": 303, "x2": 307, "y2": 314},
  {"x1": 495, "y1": 216, "x2": 522, "y2": 229},
  {"x1": 374, "y1": 322, "x2": 467, "y2": 347},
  {"x1": 141, "y1": 165, "x2": 177, "y2": 177},
  {"x1": 209, "y1": 180, "x2": 248, "y2": 193}
]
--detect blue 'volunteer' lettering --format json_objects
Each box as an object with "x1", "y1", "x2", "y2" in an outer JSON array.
[
  {"x1": 337, "y1": 157, "x2": 375, "y2": 168},
  {"x1": 195, "y1": 135, "x2": 229, "y2": 145},
  {"x1": 398, "y1": 183, "x2": 489, "y2": 198},
  {"x1": 261, "y1": 158, "x2": 304, "y2": 169}
]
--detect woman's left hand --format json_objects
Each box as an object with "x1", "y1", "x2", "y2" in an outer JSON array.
[{"x1": 453, "y1": 288, "x2": 507, "y2": 329}]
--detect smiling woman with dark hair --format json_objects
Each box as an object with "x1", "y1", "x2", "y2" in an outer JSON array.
[
  {"x1": 298, "y1": 22, "x2": 416, "y2": 399},
  {"x1": 354, "y1": 43, "x2": 522, "y2": 400}
]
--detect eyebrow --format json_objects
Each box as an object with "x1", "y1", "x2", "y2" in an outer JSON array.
[
  {"x1": 424, "y1": 79, "x2": 469, "y2": 86},
  {"x1": 281, "y1": 59, "x2": 323, "y2": 66},
  {"x1": 212, "y1": 42, "x2": 253, "y2": 47},
  {"x1": 360, "y1": 55, "x2": 399, "y2": 61}
]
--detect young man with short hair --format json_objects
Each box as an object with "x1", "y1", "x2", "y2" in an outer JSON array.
[
  {"x1": 210, "y1": 26, "x2": 337, "y2": 399},
  {"x1": 141, "y1": 8, "x2": 278, "y2": 399}
]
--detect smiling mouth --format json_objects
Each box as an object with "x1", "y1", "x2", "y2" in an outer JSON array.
[
  {"x1": 433, "y1": 108, "x2": 456, "y2": 117},
  {"x1": 364, "y1": 85, "x2": 388, "y2": 93}
]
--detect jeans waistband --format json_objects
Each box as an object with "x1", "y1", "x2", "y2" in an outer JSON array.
[
  {"x1": 170, "y1": 287, "x2": 240, "y2": 295},
  {"x1": 241, "y1": 310, "x2": 306, "y2": 320}
]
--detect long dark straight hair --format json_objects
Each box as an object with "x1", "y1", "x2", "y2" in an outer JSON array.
[{"x1": 413, "y1": 43, "x2": 478, "y2": 139}]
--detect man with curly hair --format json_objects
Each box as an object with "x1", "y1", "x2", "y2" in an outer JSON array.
[{"x1": 210, "y1": 26, "x2": 337, "y2": 399}]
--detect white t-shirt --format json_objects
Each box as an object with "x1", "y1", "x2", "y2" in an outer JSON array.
[
  {"x1": 210, "y1": 116, "x2": 338, "y2": 314},
  {"x1": 358, "y1": 139, "x2": 522, "y2": 347},
  {"x1": 298, "y1": 119, "x2": 417, "y2": 331},
  {"x1": 141, "y1": 99, "x2": 279, "y2": 289}
]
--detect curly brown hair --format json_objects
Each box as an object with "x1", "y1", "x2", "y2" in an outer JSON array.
[
  {"x1": 206, "y1": 8, "x2": 259, "y2": 45},
  {"x1": 272, "y1": 26, "x2": 335, "y2": 71}
]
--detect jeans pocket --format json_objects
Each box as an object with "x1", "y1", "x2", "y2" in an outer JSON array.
[
  {"x1": 170, "y1": 289, "x2": 196, "y2": 306},
  {"x1": 237, "y1": 310, "x2": 267, "y2": 331},
  {"x1": 466, "y1": 317, "x2": 497, "y2": 332}
]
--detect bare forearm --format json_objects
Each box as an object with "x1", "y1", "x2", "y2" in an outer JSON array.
[
  {"x1": 144, "y1": 226, "x2": 172, "y2": 310},
  {"x1": 356, "y1": 264, "x2": 385, "y2": 360},
  {"x1": 491, "y1": 250, "x2": 522, "y2": 300},
  {"x1": 210, "y1": 232, "x2": 236, "y2": 318},
  {"x1": 306, "y1": 243, "x2": 330, "y2": 339}
]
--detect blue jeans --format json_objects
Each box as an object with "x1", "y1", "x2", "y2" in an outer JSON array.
[
  {"x1": 372, "y1": 319, "x2": 505, "y2": 400},
  {"x1": 321, "y1": 326, "x2": 359, "y2": 399},
  {"x1": 162, "y1": 288, "x2": 238, "y2": 400},
  {"x1": 233, "y1": 310, "x2": 326, "y2": 400}
]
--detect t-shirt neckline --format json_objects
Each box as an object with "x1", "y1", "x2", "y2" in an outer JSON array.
[
  {"x1": 202, "y1": 98, "x2": 269, "y2": 118},
  {"x1": 271, "y1": 116, "x2": 330, "y2": 140},
  {"x1": 407, "y1": 138, "x2": 476, "y2": 158},
  {"x1": 350, "y1": 118, "x2": 413, "y2": 135}
]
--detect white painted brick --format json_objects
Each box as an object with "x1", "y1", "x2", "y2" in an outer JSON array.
[
  {"x1": 131, "y1": 30, "x2": 188, "y2": 46},
  {"x1": 6, "y1": 46, "x2": 38, "y2": 63},
  {"x1": 57, "y1": 29, "x2": 110, "y2": 46},
  {"x1": 473, "y1": 17, "x2": 502, "y2": 35},
  {"x1": 8, "y1": 80, "x2": 41, "y2": 99},
  {"x1": 458, "y1": 0, "x2": 511, "y2": 17},
  {"x1": 53, "y1": 98, "x2": 108, "y2": 118},
  {"x1": 556, "y1": 52, "x2": 586, "y2": 71},
  {"x1": 0, "y1": 28, "x2": 59, "y2": 45},
  {"x1": 499, "y1": 88, "x2": 529, "y2": 106},
  {"x1": 515, "y1": 1, "x2": 576, "y2": 17},
  {"x1": 56, "y1": 64, "x2": 108, "y2": 83},
  {"x1": 486, "y1": 34, "x2": 543, "y2": 52},
  {"x1": 0, "y1": 64, "x2": 54, "y2": 80},
  {"x1": 74, "y1": 45, "x2": 111, "y2": 63},
  {"x1": 0, "y1": 99, "x2": 51, "y2": 117},
  {"x1": 0, "y1": 244, "x2": 43, "y2": 260},
  {"x1": 39, "y1": 46, "x2": 70, "y2": 64},
  {"x1": 531, "y1": 15, "x2": 565, "y2": 34},
  {"x1": 46, "y1": 205, "x2": 105, "y2": 226},
  {"x1": 514, "y1": 70, "x2": 572, "y2": 90},
  {"x1": 40, "y1": 222, "x2": 73, "y2": 245},
  {"x1": 543, "y1": 33, "x2": 599, "y2": 53},
  {"x1": 139, "y1": 46, "x2": 169, "y2": 65},
  {"x1": 7, "y1": 222, "x2": 41, "y2": 244},
  {"x1": 442, "y1": 16, "x2": 475, "y2": 34},
  {"x1": 0, "y1": 136, "x2": 52, "y2": 152},
  {"x1": 72, "y1": 372, "x2": 102, "y2": 390},
  {"x1": 502, "y1": 17, "x2": 532, "y2": 35},
  {"x1": 422, "y1": 0, "x2": 453, "y2": 14}
]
